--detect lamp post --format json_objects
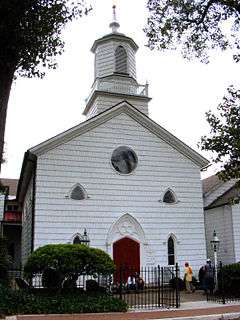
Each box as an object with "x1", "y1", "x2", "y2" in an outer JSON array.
[
  {"x1": 81, "y1": 228, "x2": 90, "y2": 246},
  {"x1": 210, "y1": 230, "x2": 220, "y2": 289}
]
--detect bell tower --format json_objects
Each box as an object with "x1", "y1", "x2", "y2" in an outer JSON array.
[{"x1": 83, "y1": 5, "x2": 151, "y2": 119}]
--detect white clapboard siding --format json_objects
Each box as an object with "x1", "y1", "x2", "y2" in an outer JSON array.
[
  {"x1": 95, "y1": 41, "x2": 136, "y2": 79},
  {"x1": 87, "y1": 95, "x2": 149, "y2": 119},
  {"x1": 0, "y1": 195, "x2": 4, "y2": 220},
  {"x1": 33, "y1": 111, "x2": 206, "y2": 273},
  {"x1": 22, "y1": 177, "x2": 34, "y2": 265},
  {"x1": 232, "y1": 204, "x2": 240, "y2": 261},
  {"x1": 204, "y1": 205, "x2": 235, "y2": 265}
]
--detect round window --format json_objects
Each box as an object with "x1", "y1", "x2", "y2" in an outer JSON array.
[{"x1": 111, "y1": 146, "x2": 138, "y2": 174}]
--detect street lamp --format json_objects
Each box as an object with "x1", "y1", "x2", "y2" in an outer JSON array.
[
  {"x1": 81, "y1": 228, "x2": 90, "y2": 246},
  {"x1": 210, "y1": 230, "x2": 220, "y2": 289},
  {"x1": 72, "y1": 229, "x2": 90, "y2": 246}
]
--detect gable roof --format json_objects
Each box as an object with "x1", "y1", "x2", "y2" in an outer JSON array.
[
  {"x1": 0, "y1": 178, "x2": 18, "y2": 196},
  {"x1": 202, "y1": 174, "x2": 239, "y2": 209},
  {"x1": 31, "y1": 101, "x2": 208, "y2": 167},
  {"x1": 202, "y1": 174, "x2": 223, "y2": 196},
  {"x1": 29, "y1": 101, "x2": 209, "y2": 168}
]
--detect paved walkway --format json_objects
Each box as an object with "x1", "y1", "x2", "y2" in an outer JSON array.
[{"x1": 7, "y1": 303, "x2": 240, "y2": 320}]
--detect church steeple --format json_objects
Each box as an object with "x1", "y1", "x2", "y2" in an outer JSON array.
[{"x1": 83, "y1": 5, "x2": 151, "y2": 119}]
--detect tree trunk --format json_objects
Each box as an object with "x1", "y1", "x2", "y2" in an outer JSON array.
[{"x1": 0, "y1": 64, "x2": 15, "y2": 173}]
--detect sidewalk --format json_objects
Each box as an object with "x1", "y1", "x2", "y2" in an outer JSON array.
[{"x1": 6, "y1": 302, "x2": 240, "y2": 320}]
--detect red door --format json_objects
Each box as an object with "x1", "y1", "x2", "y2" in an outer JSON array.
[{"x1": 113, "y1": 237, "x2": 140, "y2": 281}]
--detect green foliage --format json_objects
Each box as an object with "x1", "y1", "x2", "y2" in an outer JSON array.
[
  {"x1": 0, "y1": 0, "x2": 91, "y2": 78},
  {"x1": 220, "y1": 263, "x2": 240, "y2": 295},
  {"x1": 200, "y1": 86, "x2": 240, "y2": 186},
  {"x1": 0, "y1": 284, "x2": 128, "y2": 316},
  {"x1": 144, "y1": 0, "x2": 240, "y2": 63},
  {"x1": 0, "y1": 236, "x2": 11, "y2": 285},
  {"x1": 24, "y1": 244, "x2": 115, "y2": 288}
]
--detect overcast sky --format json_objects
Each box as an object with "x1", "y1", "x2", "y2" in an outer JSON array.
[{"x1": 2, "y1": 0, "x2": 240, "y2": 179}]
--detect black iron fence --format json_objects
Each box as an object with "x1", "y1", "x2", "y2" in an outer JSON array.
[
  {"x1": 7, "y1": 264, "x2": 180, "y2": 309},
  {"x1": 207, "y1": 261, "x2": 240, "y2": 304},
  {"x1": 112, "y1": 265, "x2": 180, "y2": 309}
]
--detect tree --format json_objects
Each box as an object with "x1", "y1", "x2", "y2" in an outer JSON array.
[
  {"x1": 0, "y1": 0, "x2": 91, "y2": 170},
  {"x1": 200, "y1": 86, "x2": 240, "y2": 184},
  {"x1": 24, "y1": 244, "x2": 115, "y2": 289},
  {"x1": 144, "y1": 0, "x2": 240, "y2": 63}
]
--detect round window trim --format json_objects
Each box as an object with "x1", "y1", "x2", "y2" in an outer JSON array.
[{"x1": 111, "y1": 146, "x2": 138, "y2": 174}]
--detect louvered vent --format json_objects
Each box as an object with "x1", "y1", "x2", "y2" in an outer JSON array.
[{"x1": 115, "y1": 46, "x2": 128, "y2": 74}]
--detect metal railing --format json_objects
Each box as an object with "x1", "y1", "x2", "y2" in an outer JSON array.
[
  {"x1": 8, "y1": 264, "x2": 180, "y2": 309},
  {"x1": 86, "y1": 78, "x2": 149, "y2": 103},
  {"x1": 113, "y1": 265, "x2": 180, "y2": 309}
]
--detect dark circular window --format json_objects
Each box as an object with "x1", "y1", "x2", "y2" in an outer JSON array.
[{"x1": 111, "y1": 146, "x2": 138, "y2": 174}]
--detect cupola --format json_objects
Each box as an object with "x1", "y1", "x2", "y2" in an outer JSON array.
[{"x1": 83, "y1": 5, "x2": 151, "y2": 119}]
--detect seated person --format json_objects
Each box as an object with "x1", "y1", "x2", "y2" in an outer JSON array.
[
  {"x1": 135, "y1": 273, "x2": 144, "y2": 290},
  {"x1": 127, "y1": 274, "x2": 136, "y2": 290}
]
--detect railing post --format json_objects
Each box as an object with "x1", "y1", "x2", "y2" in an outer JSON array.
[
  {"x1": 145, "y1": 81, "x2": 149, "y2": 96},
  {"x1": 119, "y1": 267, "x2": 122, "y2": 301},
  {"x1": 219, "y1": 261, "x2": 225, "y2": 304},
  {"x1": 157, "y1": 265, "x2": 161, "y2": 307},
  {"x1": 161, "y1": 266, "x2": 164, "y2": 307},
  {"x1": 175, "y1": 263, "x2": 180, "y2": 308}
]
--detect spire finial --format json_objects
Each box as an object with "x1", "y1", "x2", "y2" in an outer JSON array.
[
  {"x1": 113, "y1": 4, "x2": 117, "y2": 22},
  {"x1": 109, "y1": 3, "x2": 120, "y2": 33}
]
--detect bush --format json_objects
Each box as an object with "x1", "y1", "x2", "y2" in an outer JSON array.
[
  {"x1": 24, "y1": 244, "x2": 115, "y2": 289},
  {"x1": 219, "y1": 263, "x2": 240, "y2": 295},
  {"x1": 0, "y1": 284, "x2": 128, "y2": 316},
  {"x1": 0, "y1": 236, "x2": 11, "y2": 285}
]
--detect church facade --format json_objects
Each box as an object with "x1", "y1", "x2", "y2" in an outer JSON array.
[{"x1": 18, "y1": 13, "x2": 209, "y2": 274}]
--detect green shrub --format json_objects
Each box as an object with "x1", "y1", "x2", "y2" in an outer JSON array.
[
  {"x1": 0, "y1": 284, "x2": 128, "y2": 316},
  {"x1": 24, "y1": 244, "x2": 115, "y2": 289},
  {"x1": 220, "y1": 263, "x2": 240, "y2": 295},
  {"x1": 0, "y1": 236, "x2": 11, "y2": 285}
]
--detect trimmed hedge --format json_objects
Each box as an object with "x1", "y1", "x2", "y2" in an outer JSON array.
[
  {"x1": 24, "y1": 244, "x2": 115, "y2": 289},
  {"x1": 220, "y1": 263, "x2": 240, "y2": 295},
  {"x1": 0, "y1": 284, "x2": 128, "y2": 316}
]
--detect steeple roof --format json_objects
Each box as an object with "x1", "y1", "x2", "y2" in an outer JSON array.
[{"x1": 91, "y1": 5, "x2": 138, "y2": 53}]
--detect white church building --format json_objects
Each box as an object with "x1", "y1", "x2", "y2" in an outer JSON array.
[{"x1": 17, "y1": 10, "x2": 209, "y2": 273}]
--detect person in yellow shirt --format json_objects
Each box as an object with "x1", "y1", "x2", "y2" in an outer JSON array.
[{"x1": 184, "y1": 262, "x2": 195, "y2": 293}]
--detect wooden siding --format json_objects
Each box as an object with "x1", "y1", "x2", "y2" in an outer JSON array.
[
  {"x1": 21, "y1": 177, "x2": 34, "y2": 265},
  {"x1": 0, "y1": 195, "x2": 4, "y2": 220},
  {"x1": 232, "y1": 204, "x2": 240, "y2": 261},
  {"x1": 86, "y1": 95, "x2": 148, "y2": 119},
  {"x1": 95, "y1": 41, "x2": 136, "y2": 79},
  {"x1": 204, "y1": 205, "x2": 235, "y2": 265},
  {"x1": 34, "y1": 112, "x2": 206, "y2": 274}
]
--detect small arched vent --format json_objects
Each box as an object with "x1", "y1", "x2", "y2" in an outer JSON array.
[
  {"x1": 115, "y1": 45, "x2": 128, "y2": 74},
  {"x1": 70, "y1": 184, "x2": 86, "y2": 200},
  {"x1": 73, "y1": 235, "x2": 82, "y2": 244},
  {"x1": 163, "y1": 189, "x2": 176, "y2": 204}
]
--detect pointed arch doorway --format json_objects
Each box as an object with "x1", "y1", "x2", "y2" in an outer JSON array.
[{"x1": 113, "y1": 237, "x2": 140, "y2": 278}]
